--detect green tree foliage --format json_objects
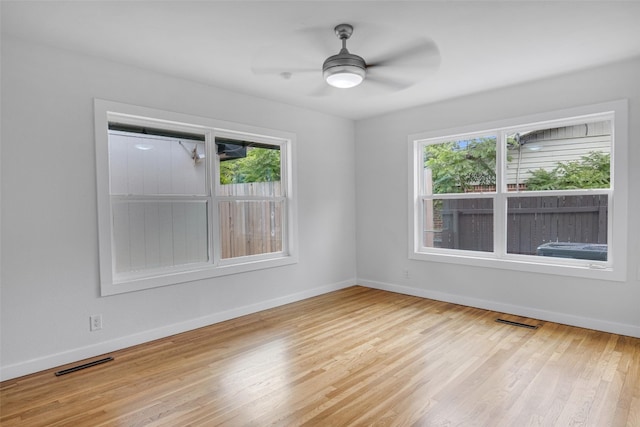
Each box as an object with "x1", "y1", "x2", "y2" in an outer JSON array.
[
  {"x1": 525, "y1": 151, "x2": 610, "y2": 190},
  {"x1": 220, "y1": 147, "x2": 280, "y2": 184},
  {"x1": 424, "y1": 137, "x2": 497, "y2": 194}
]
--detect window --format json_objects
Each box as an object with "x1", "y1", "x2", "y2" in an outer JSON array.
[
  {"x1": 409, "y1": 100, "x2": 628, "y2": 281},
  {"x1": 215, "y1": 133, "x2": 286, "y2": 261},
  {"x1": 95, "y1": 100, "x2": 297, "y2": 295}
]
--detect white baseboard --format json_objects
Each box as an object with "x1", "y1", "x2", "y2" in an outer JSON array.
[
  {"x1": 6, "y1": 277, "x2": 635, "y2": 381},
  {"x1": 359, "y1": 279, "x2": 640, "y2": 339},
  {"x1": 0, "y1": 279, "x2": 356, "y2": 381}
]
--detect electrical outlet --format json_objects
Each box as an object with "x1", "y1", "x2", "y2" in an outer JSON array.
[
  {"x1": 90, "y1": 314, "x2": 103, "y2": 331},
  {"x1": 402, "y1": 269, "x2": 410, "y2": 279}
]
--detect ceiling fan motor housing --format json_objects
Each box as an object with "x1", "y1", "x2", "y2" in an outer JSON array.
[
  {"x1": 322, "y1": 51, "x2": 366, "y2": 88},
  {"x1": 322, "y1": 50, "x2": 367, "y2": 75}
]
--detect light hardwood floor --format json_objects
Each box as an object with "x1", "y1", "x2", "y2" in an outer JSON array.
[{"x1": 1, "y1": 286, "x2": 639, "y2": 426}]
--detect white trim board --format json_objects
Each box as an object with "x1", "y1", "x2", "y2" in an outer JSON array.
[
  {"x1": 358, "y1": 279, "x2": 640, "y2": 339},
  {"x1": 0, "y1": 279, "x2": 356, "y2": 381}
]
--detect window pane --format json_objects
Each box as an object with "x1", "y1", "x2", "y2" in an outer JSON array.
[
  {"x1": 112, "y1": 200, "x2": 209, "y2": 274},
  {"x1": 423, "y1": 136, "x2": 496, "y2": 194},
  {"x1": 505, "y1": 120, "x2": 611, "y2": 191},
  {"x1": 109, "y1": 131, "x2": 206, "y2": 196},
  {"x1": 218, "y1": 143, "x2": 281, "y2": 196},
  {"x1": 219, "y1": 200, "x2": 283, "y2": 259},
  {"x1": 423, "y1": 198, "x2": 493, "y2": 252},
  {"x1": 506, "y1": 195, "x2": 608, "y2": 260}
]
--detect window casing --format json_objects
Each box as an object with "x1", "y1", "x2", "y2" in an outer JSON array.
[
  {"x1": 409, "y1": 100, "x2": 628, "y2": 281},
  {"x1": 95, "y1": 100, "x2": 297, "y2": 295}
]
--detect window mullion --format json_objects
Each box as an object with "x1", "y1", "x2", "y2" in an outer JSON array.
[
  {"x1": 494, "y1": 130, "x2": 507, "y2": 258},
  {"x1": 205, "y1": 130, "x2": 218, "y2": 267}
]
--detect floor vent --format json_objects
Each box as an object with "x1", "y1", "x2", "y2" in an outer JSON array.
[
  {"x1": 496, "y1": 318, "x2": 539, "y2": 330},
  {"x1": 55, "y1": 357, "x2": 114, "y2": 376}
]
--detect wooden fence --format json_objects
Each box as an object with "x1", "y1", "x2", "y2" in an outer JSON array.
[
  {"x1": 218, "y1": 182, "x2": 283, "y2": 259},
  {"x1": 435, "y1": 195, "x2": 608, "y2": 255}
]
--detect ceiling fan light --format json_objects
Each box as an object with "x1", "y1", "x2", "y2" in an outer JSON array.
[{"x1": 324, "y1": 65, "x2": 365, "y2": 88}]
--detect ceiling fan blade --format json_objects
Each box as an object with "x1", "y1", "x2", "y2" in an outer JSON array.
[
  {"x1": 308, "y1": 83, "x2": 334, "y2": 97},
  {"x1": 251, "y1": 26, "x2": 335, "y2": 78},
  {"x1": 364, "y1": 74, "x2": 414, "y2": 91},
  {"x1": 293, "y1": 26, "x2": 338, "y2": 58},
  {"x1": 366, "y1": 39, "x2": 440, "y2": 69},
  {"x1": 251, "y1": 66, "x2": 318, "y2": 75}
]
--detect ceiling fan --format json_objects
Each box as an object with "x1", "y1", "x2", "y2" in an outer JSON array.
[{"x1": 251, "y1": 23, "x2": 440, "y2": 94}]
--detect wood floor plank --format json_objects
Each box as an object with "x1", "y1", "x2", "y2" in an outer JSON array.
[{"x1": 2, "y1": 286, "x2": 639, "y2": 426}]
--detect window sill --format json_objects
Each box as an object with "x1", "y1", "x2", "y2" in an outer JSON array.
[
  {"x1": 101, "y1": 254, "x2": 298, "y2": 296},
  {"x1": 409, "y1": 250, "x2": 625, "y2": 282}
]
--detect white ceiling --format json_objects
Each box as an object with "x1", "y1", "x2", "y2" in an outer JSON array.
[{"x1": 3, "y1": 1, "x2": 640, "y2": 120}]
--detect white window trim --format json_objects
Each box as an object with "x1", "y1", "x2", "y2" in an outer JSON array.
[
  {"x1": 95, "y1": 99, "x2": 298, "y2": 295},
  {"x1": 408, "y1": 100, "x2": 628, "y2": 282}
]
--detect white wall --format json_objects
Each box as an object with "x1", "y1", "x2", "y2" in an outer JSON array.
[
  {"x1": 2, "y1": 35, "x2": 639, "y2": 382},
  {"x1": 355, "y1": 57, "x2": 640, "y2": 338},
  {"x1": 0, "y1": 38, "x2": 357, "y2": 380}
]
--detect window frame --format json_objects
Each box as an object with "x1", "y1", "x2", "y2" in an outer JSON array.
[
  {"x1": 95, "y1": 99, "x2": 298, "y2": 296},
  {"x1": 408, "y1": 100, "x2": 628, "y2": 281}
]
